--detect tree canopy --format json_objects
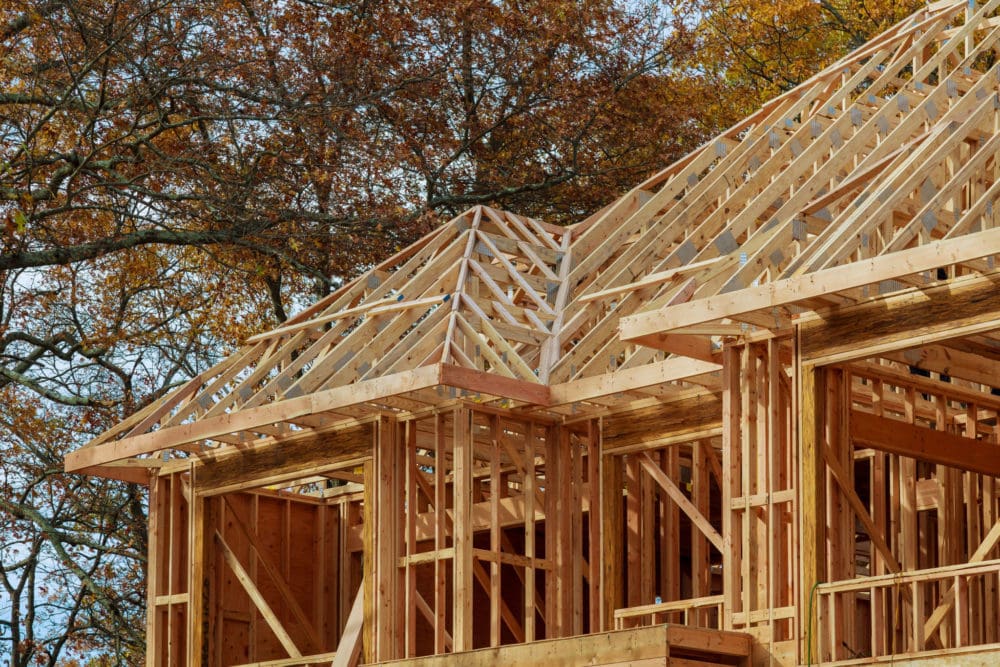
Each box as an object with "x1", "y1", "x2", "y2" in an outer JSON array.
[{"x1": 0, "y1": 0, "x2": 922, "y2": 663}]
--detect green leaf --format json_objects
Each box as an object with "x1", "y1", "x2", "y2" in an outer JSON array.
[{"x1": 13, "y1": 210, "x2": 27, "y2": 233}]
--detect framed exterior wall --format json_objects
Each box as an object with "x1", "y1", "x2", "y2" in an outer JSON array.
[
  {"x1": 145, "y1": 420, "x2": 376, "y2": 667},
  {"x1": 386, "y1": 406, "x2": 596, "y2": 660},
  {"x1": 797, "y1": 301, "x2": 1000, "y2": 665},
  {"x1": 156, "y1": 343, "x2": 1000, "y2": 667},
  {"x1": 598, "y1": 359, "x2": 798, "y2": 666},
  {"x1": 603, "y1": 439, "x2": 725, "y2": 631},
  {"x1": 723, "y1": 339, "x2": 798, "y2": 665},
  {"x1": 599, "y1": 390, "x2": 724, "y2": 631},
  {"x1": 143, "y1": 404, "x2": 602, "y2": 666},
  {"x1": 206, "y1": 487, "x2": 362, "y2": 665},
  {"x1": 146, "y1": 472, "x2": 367, "y2": 667},
  {"x1": 147, "y1": 471, "x2": 191, "y2": 666},
  {"x1": 802, "y1": 361, "x2": 1000, "y2": 663}
]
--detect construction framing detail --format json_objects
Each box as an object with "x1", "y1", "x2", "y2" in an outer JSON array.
[{"x1": 68, "y1": 1, "x2": 1000, "y2": 664}]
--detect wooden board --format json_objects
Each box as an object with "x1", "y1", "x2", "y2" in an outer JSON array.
[{"x1": 195, "y1": 423, "x2": 374, "y2": 495}]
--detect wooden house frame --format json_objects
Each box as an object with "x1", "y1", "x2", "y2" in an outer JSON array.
[{"x1": 66, "y1": 1, "x2": 1000, "y2": 664}]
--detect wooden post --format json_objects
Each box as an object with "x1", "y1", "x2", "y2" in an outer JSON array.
[
  {"x1": 525, "y1": 420, "x2": 537, "y2": 642},
  {"x1": 666, "y1": 446, "x2": 681, "y2": 607},
  {"x1": 188, "y1": 465, "x2": 206, "y2": 666},
  {"x1": 721, "y1": 343, "x2": 740, "y2": 630},
  {"x1": 639, "y1": 451, "x2": 654, "y2": 611},
  {"x1": 377, "y1": 415, "x2": 402, "y2": 660},
  {"x1": 363, "y1": 459, "x2": 376, "y2": 665},
  {"x1": 453, "y1": 407, "x2": 474, "y2": 651},
  {"x1": 766, "y1": 338, "x2": 781, "y2": 651},
  {"x1": 741, "y1": 344, "x2": 755, "y2": 627},
  {"x1": 434, "y1": 412, "x2": 449, "y2": 654},
  {"x1": 800, "y1": 358, "x2": 827, "y2": 663},
  {"x1": 692, "y1": 440, "x2": 711, "y2": 626},
  {"x1": 489, "y1": 416, "x2": 502, "y2": 648},
  {"x1": 552, "y1": 423, "x2": 574, "y2": 637},
  {"x1": 146, "y1": 475, "x2": 161, "y2": 667},
  {"x1": 340, "y1": 497, "x2": 354, "y2": 648},
  {"x1": 872, "y1": 447, "x2": 887, "y2": 657},
  {"x1": 570, "y1": 426, "x2": 583, "y2": 636},
  {"x1": 900, "y1": 389, "x2": 917, "y2": 651},
  {"x1": 825, "y1": 367, "x2": 852, "y2": 660},
  {"x1": 601, "y1": 450, "x2": 623, "y2": 631},
  {"x1": 624, "y1": 453, "x2": 640, "y2": 613},
  {"x1": 404, "y1": 419, "x2": 418, "y2": 657},
  {"x1": 587, "y1": 418, "x2": 602, "y2": 634},
  {"x1": 985, "y1": 470, "x2": 998, "y2": 644}
]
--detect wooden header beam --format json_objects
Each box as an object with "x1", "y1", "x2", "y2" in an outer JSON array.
[
  {"x1": 67, "y1": 355, "x2": 723, "y2": 471},
  {"x1": 799, "y1": 270, "x2": 1000, "y2": 365},
  {"x1": 65, "y1": 364, "x2": 442, "y2": 471},
  {"x1": 620, "y1": 227, "x2": 1000, "y2": 345},
  {"x1": 851, "y1": 410, "x2": 1000, "y2": 477}
]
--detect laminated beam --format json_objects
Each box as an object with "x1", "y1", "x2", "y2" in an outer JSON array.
[
  {"x1": 549, "y1": 357, "x2": 721, "y2": 406},
  {"x1": 194, "y1": 422, "x2": 374, "y2": 496},
  {"x1": 851, "y1": 410, "x2": 1000, "y2": 476},
  {"x1": 602, "y1": 392, "x2": 723, "y2": 453},
  {"x1": 800, "y1": 272, "x2": 1000, "y2": 365}
]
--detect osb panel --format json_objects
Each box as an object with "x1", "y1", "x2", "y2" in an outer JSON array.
[{"x1": 211, "y1": 492, "x2": 344, "y2": 666}]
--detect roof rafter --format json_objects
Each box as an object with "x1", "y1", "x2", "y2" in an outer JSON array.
[{"x1": 69, "y1": 0, "x2": 1000, "y2": 475}]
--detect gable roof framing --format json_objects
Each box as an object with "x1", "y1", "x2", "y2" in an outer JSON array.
[{"x1": 67, "y1": 0, "x2": 1000, "y2": 479}]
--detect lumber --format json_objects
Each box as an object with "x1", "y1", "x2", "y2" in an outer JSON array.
[
  {"x1": 70, "y1": 3, "x2": 1000, "y2": 665},
  {"x1": 330, "y1": 586, "x2": 364, "y2": 667},
  {"x1": 637, "y1": 452, "x2": 722, "y2": 552},
  {"x1": 222, "y1": 497, "x2": 324, "y2": 652},
  {"x1": 799, "y1": 271, "x2": 1000, "y2": 365},
  {"x1": 549, "y1": 357, "x2": 721, "y2": 405},
  {"x1": 799, "y1": 363, "x2": 825, "y2": 662},
  {"x1": 65, "y1": 365, "x2": 442, "y2": 469},
  {"x1": 620, "y1": 227, "x2": 1000, "y2": 342},
  {"x1": 851, "y1": 410, "x2": 1000, "y2": 477},
  {"x1": 195, "y1": 422, "x2": 374, "y2": 495},
  {"x1": 922, "y1": 524, "x2": 1000, "y2": 643}
]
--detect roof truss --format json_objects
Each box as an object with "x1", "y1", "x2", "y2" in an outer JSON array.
[{"x1": 67, "y1": 0, "x2": 1000, "y2": 475}]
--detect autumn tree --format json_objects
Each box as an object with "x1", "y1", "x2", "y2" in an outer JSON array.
[
  {"x1": 688, "y1": 0, "x2": 928, "y2": 119},
  {"x1": 0, "y1": 0, "x2": 721, "y2": 663}
]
